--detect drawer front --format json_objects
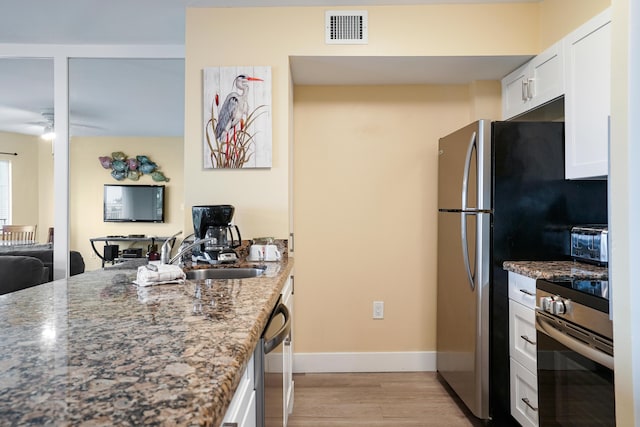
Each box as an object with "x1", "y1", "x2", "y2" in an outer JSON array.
[
  {"x1": 508, "y1": 272, "x2": 537, "y2": 309},
  {"x1": 510, "y1": 358, "x2": 539, "y2": 427},
  {"x1": 509, "y1": 299, "x2": 537, "y2": 373}
]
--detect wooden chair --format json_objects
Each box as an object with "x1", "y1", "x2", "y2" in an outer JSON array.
[{"x1": 1, "y1": 225, "x2": 37, "y2": 244}]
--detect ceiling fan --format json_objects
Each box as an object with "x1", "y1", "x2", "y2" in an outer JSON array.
[
  {"x1": 38, "y1": 111, "x2": 55, "y2": 140},
  {"x1": 26, "y1": 109, "x2": 103, "y2": 140}
]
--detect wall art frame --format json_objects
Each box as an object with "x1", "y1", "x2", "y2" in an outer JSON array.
[{"x1": 203, "y1": 66, "x2": 272, "y2": 169}]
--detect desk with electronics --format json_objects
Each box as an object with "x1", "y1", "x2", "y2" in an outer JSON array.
[{"x1": 90, "y1": 235, "x2": 176, "y2": 267}]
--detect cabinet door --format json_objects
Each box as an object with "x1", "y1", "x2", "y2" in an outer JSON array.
[
  {"x1": 509, "y1": 300, "x2": 537, "y2": 373},
  {"x1": 283, "y1": 274, "x2": 295, "y2": 419},
  {"x1": 222, "y1": 355, "x2": 256, "y2": 426},
  {"x1": 501, "y1": 42, "x2": 563, "y2": 120},
  {"x1": 528, "y1": 41, "x2": 564, "y2": 108},
  {"x1": 564, "y1": 8, "x2": 611, "y2": 179},
  {"x1": 507, "y1": 272, "x2": 536, "y2": 310},
  {"x1": 510, "y1": 358, "x2": 539, "y2": 427},
  {"x1": 502, "y1": 62, "x2": 529, "y2": 119}
]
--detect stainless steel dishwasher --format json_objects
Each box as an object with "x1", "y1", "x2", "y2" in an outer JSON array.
[{"x1": 256, "y1": 295, "x2": 291, "y2": 427}]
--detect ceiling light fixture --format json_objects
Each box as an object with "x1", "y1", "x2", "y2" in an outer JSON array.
[
  {"x1": 40, "y1": 111, "x2": 55, "y2": 141},
  {"x1": 41, "y1": 123, "x2": 55, "y2": 141}
]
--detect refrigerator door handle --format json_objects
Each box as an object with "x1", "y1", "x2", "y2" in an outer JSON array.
[
  {"x1": 461, "y1": 130, "x2": 477, "y2": 291},
  {"x1": 461, "y1": 212, "x2": 475, "y2": 291},
  {"x1": 461, "y1": 131, "x2": 477, "y2": 211}
]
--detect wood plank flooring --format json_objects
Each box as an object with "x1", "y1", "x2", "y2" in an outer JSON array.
[{"x1": 287, "y1": 372, "x2": 485, "y2": 426}]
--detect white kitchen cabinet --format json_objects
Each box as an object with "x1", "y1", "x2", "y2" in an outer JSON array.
[
  {"x1": 265, "y1": 272, "x2": 295, "y2": 426},
  {"x1": 501, "y1": 41, "x2": 564, "y2": 120},
  {"x1": 564, "y1": 8, "x2": 611, "y2": 179},
  {"x1": 508, "y1": 272, "x2": 538, "y2": 427},
  {"x1": 509, "y1": 300, "x2": 537, "y2": 375},
  {"x1": 510, "y1": 358, "x2": 539, "y2": 427},
  {"x1": 283, "y1": 273, "x2": 295, "y2": 420},
  {"x1": 222, "y1": 353, "x2": 257, "y2": 427}
]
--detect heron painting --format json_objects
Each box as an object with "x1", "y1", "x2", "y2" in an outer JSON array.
[{"x1": 203, "y1": 66, "x2": 272, "y2": 168}]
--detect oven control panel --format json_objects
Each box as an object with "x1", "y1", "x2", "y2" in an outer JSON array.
[
  {"x1": 536, "y1": 279, "x2": 613, "y2": 341},
  {"x1": 539, "y1": 295, "x2": 571, "y2": 315}
]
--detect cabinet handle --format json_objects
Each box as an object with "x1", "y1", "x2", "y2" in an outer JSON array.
[
  {"x1": 527, "y1": 78, "x2": 535, "y2": 99},
  {"x1": 222, "y1": 423, "x2": 238, "y2": 427},
  {"x1": 521, "y1": 397, "x2": 538, "y2": 412},
  {"x1": 520, "y1": 335, "x2": 536, "y2": 345},
  {"x1": 521, "y1": 80, "x2": 528, "y2": 101},
  {"x1": 519, "y1": 288, "x2": 535, "y2": 296}
]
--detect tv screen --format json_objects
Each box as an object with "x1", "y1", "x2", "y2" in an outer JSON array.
[{"x1": 103, "y1": 184, "x2": 165, "y2": 223}]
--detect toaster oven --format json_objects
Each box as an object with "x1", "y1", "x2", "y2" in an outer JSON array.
[{"x1": 570, "y1": 225, "x2": 608, "y2": 265}]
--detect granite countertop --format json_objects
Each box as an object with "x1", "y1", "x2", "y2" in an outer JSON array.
[
  {"x1": 0, "y1": 251, "x2": 293, "y2": 426},
  {"x1": 503, "y1": 260, "x2": 608, "y2": 281}
]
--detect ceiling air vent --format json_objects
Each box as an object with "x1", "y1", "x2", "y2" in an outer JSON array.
[{"x1": 325, "y1": 11, "x2": 368, "y2": 45}]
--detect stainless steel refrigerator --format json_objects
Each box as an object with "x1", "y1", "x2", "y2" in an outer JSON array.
[{"x1": 436, "y1": 120, "x2": 608, "y2": 423}]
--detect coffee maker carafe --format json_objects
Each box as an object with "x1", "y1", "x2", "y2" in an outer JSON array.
[{"x1": 192, "y1": 205, "x2": 242, "y2": 264}]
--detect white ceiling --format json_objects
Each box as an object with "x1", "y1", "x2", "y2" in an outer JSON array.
[{"x1": 0, "y1": 0, "x2": 537, "y2": 137}]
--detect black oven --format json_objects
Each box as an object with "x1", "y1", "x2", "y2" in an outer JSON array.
[{"x1": 535, "y1": 279, "x2": 615, "y2": 426}]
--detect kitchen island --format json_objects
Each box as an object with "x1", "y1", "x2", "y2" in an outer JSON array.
[{"x1": 0, "y1": 255, "x2": 293, "y2": 426}]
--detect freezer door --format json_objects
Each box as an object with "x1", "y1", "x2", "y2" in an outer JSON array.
[
  {"x1": 438, "y1": 120, "x2": 492, "y2": 212},
  {"x1": 437, "y1": 210, "x2": 490, "y2": 420}
]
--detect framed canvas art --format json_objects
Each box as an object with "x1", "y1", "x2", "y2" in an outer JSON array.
[{"x1": 203, "y1": 66, "x2": 272, "y2": 169}]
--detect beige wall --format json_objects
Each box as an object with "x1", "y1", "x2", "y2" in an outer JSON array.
[
  {"x1": 37, "y1": 138, "x2": 54, "y2": 244},
  {"x1": 538, "y1": 0, "x2": 611, "y2": 50},
  {"x1": 70, "y1": 136, "x2": 184, "y2": 271},
  {"x1": 184, "y1": 4, "x2": 540, "y2": 241},
  {"x1": 294, "y1": 84, "x2": 499, "y2": 352},
  {"x1": 186, "y1": 4, "x2": 525, "y2": 355},
  {"x1": 0, "y1": 132, "x2": 42, "y2": 235}
]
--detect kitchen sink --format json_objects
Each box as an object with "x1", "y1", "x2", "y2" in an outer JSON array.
[{"x1": 184, "y1": 267, "x2": 265, "y2": 281}]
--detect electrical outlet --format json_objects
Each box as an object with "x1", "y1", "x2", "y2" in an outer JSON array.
[{"x1": 373, "y1": 301, "x2": 384, "y2": 319}]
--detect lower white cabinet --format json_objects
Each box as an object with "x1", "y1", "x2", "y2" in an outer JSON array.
[
  {"x1": 222, "y1": 353, "x2": 257, "y2": 427},
  {"x1": 508, "y1": 272, "x2": 538, "y2": 427},
  {"x1": 265, "y1": 272, "x2": 295, "y2": 427},
  {"x1": 510, "y1": 358, "x2": 539, "y2": 427},
  {"x1": 282, "y1": 274, "x2": 295, "y2": 419}
]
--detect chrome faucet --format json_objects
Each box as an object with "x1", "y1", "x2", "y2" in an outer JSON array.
[
  {"x1": 160, "y1": 231, "x2": 183, "y2": 264},
  {"x1": 166, "y1": 236, "x2": 219, "y2": 265}
]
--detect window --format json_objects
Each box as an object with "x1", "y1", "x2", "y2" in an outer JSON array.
[{"x1": 0, "y1": 160, "x2": 11, "y2": 225}]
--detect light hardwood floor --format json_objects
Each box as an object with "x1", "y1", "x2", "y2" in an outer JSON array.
[{"x1": 287, "y1": 372, "x2": 484, "y2": 426}]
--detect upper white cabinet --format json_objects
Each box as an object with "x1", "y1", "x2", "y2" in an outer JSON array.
[
  {"x1": 564, "y1": 8, "x2": 611, "y2": 179},
  {"x1": 502, "y1": 41, "x2": 564, "y2": 120}
]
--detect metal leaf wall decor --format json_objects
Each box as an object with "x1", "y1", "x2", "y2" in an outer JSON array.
[{"x1": 98, "y1": 152, "x2": 169, "y2": 182}]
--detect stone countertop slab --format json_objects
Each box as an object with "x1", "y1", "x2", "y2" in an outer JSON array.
[
  {"x1": 503, "y1": 260, "x2": 608, "y2": 281},
  {"x1": 0, "y1": 255, "x2": 293, "y2": 426}
]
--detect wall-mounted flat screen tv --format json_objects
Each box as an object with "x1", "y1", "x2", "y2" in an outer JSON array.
[{"x1": 103, "y1": 184, "x2": 165, "y2": 223}]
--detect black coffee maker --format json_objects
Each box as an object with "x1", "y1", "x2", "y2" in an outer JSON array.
[{"x1": 192, "y1": 205, "x2": 242, "y2": 263}]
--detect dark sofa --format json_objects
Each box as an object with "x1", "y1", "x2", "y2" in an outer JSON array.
[
  {"x1": 0, "y1": 250, "x2": 85, "y2": 289},
  {"x1": 0, "y1": 256, "x2": 48, "y2": 294}
]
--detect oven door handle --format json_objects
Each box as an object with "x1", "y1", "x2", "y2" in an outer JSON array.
[
  {"x1": 536, "y1": 314, "x2": 614, "y2": 370},
  {"x1": 263, "y1": 302, "x2": 291, "y2": 354}
]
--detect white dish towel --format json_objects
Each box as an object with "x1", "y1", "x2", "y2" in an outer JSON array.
[{"x1": 134, "y1": 264, "x2": 186, "y2": 286}]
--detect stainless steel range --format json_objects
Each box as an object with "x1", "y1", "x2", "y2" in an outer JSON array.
[{"x1": 536, "y1": 278, "x2": 615, "y2": 426}]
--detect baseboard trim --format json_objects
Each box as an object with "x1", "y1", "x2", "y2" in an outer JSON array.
[{"x1": 278, "y1": 351, "x2": 436, "y2": 373}]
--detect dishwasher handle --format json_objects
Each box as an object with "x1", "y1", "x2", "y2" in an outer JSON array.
[{"x1": 264, "y1": 302, "x2": 291, "y2": 354}]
